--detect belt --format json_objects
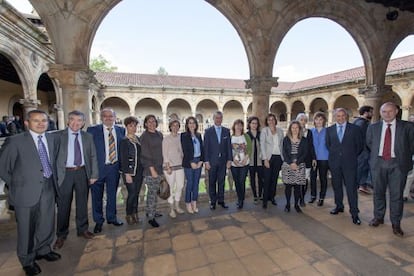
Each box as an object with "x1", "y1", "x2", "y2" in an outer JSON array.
[
  {"x1": 105, "y1": 161, "x2": 118, "y2": 166},
  {"x1": 66, "y1": 166, "x2": 85, "y2": 171}
]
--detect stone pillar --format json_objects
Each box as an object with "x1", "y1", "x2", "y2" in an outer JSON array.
[
  {"x1": 327, "y1": 109, "x2": 334, "y2": 126},
  {"x1": 358, "y1": 84, "x2": 392, "y2": 122},
  {"x1": 286, "y1": 112, "x2": 291, "y2": 123},
  {"x1": 162, "y1": 112, "x2": 167, "y2": 133},
  {"x1": 19, "y1": 98, "x2": 40, "y2": 119},
  {"x1": 243, "y1": 112, "x2": 247, "y2": 129},
  {"x1": 401, "y1": 105, "x2": 410, "y2": 120},
  {"x1": 245, "y1": 76, "x2": 278, "y2": 127},
  {"x1": 54, "y1": 104, "x2": 65, "y2": 130},
  {"x1": 48, "y1": 64, "x2": 95, "y2": 126}
]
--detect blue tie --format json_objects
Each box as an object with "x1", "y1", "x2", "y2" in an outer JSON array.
[
  {"x1": 337, "y1": 125, "x2": 344, "y2": 143},
  {"x1": 38, "y1": 135, "x2": 52, "y2": 178},
  {"x1": 216, "y1": 127, "x2": 221, "y2": 143}
]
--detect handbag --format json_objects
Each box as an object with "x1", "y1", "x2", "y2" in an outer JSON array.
[{"x1": 157, "y1": 175, "x2": 170, "y2": 200}]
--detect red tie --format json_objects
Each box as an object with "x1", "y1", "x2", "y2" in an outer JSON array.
[{"x1": 382, "y1": 124, "x2": 392, "y2": 160}]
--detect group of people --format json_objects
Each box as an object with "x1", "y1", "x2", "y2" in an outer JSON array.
[
  {"x1": 0, "y1": 115, "x2": 24, "y2": 136},
  {"x1": 1, "y1": 102, "x2": 414, "y2": 276}
]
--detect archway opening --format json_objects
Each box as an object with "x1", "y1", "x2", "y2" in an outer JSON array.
[
  {"x1": 101, "y1": 97, "x2": 129, "y2": 125},
  {"x1": 222, "y1": 100, "x2": 243, "y2": 128},
  {"x1": 334, "y1": 95, "x2": 358, "y2": 120}
]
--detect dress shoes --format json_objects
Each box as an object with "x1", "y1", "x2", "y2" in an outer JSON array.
[
  {"x1": 148, "y1": 218, "x2": 159, "y2": 228},
  {"x1": 369, "y1": 218, "x2": 384, "y2": 227},
  {"x1": 270, "y1": 199, "x2": 277, "y2": 206},
  {"x1": 317, "y1": 199, "x2": 324, "y2": 206},
  {"x1": 299, "y1": 199, "x2": 306, "y2": 207},
  {"x1": 210, "y1": 203, "x2": 216, "y2": 210},
  {"x1": 284, "y1": 204, "x2": 290, "y2": 212},
  {"x1": 392, "y1": 224, "x2": 404, "y2": 237},
  {"x1": 78, "y1": 230, "x2": 94, "y2": 239},
  {"x1": 35, "y1": 251, "x2": 61, "y2": 262},
  {"x1": 352, "y1": 216, "x2": 361, "y2": 225},
  {"x1": 218, "y1": 202, "x2": 229, "y2": 209},
  {"x1": 23, "y1": 262, "x2": 41, "y2": 276},
  {"x1": 108, "y1": 219, "x2": 124, "y2": 226},
  {"x1": 294, "y1": 205, "x2": 302, "y2": 213},
  {"x1": 236, "y1": 201, "x2": 243, "y2": 209},
  {"x1": 308, "y1": 198, "x2": 316, "y2": 204},
  {"x1": 93, "y1": 223, "x2": 103, "y2": 233},
  {"x1": 330, "y1": 207, "x2": 344, "y2": 215},
  {"x1": 262, "y1": 204, "x2": 267, "y2": 209},
  {"x1": 53, "y1": 237, "x2": 65, "y2": 249}
]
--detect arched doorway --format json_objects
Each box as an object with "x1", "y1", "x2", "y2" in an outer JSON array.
[
  {"x1": 196, "y1": 99, "x2": 218, "y2": 132},
  {"x1": 222, "y1": 100, "x2": 243, "y2": 128},
  {"x1": 334, "y1": 95, "x2": 359, "y2": 120},
  {"x1": 135, "y1": 98, "x2": 162, "y2": 132},
  {"x1": 37, "y1": 73, "x2": 57, "y2": 128},
  {"x1": 101, "y1": 97, "x2": 129, "y2": 125},
  {"x1": 309, "y1": 97, "x2": 328, "y2": 124},
  {"x1": 291, "y1": 100, "x2": 305, "y2": 121}
]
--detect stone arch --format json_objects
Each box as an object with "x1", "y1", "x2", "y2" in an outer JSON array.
[
  {"x1": 101, "y1": 96, "x2": 129, "y2": 123},
  {"x1": 309, "y1": 97, "x2": 329, "y2": 122},
  {"x1": 270, "y1": 101, "x2": 287, "y2": 122},
  {"x1": 334, "y1": 95, "x2": 359, "y2": 120},
  {"x1": 382, "y1": 91, "x2": 403, "y2": 119},
  {"x1": 37, "y1": 73, "x2": 57, "y2": 115},
  {"x1": 135, "y1": 98, "x2": 163, "y2": 125},
  {"x1": 196, "y1": 99, "x2": 219, "y2": 125},
  {"x1": 223, "y1": 100, "x2": 243, "y2": 128},
  {"x1": 247, "y1": 102, "x2": 253, "y2": 117},
  {"x1": 291, "y1": 100, "x2": 305, "y2": 121},
  {"x1": 166, "y1": 98, "x2": 192, "y2": 123}
]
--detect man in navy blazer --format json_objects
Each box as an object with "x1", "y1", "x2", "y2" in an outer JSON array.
[
  {"x1": 326, "y1": 108, "x2": 363, "y2": 225},
  {"x1": 87, "y1": 108, "x2": 125, "y2": 233},
  {"x1": 204, "y1": 111, "x2": 232, "y2": 209},
  {"x1": 367, "y1": 102, "x2": 414, "y2": 236}
]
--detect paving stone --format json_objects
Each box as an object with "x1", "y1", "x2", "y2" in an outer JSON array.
[
  {"x1": 240, "y1": 252, "x2": 281, "y2": 275},
  {"x1": 260, "y1": 217, "x2": 290, "y2": 230},
  {"x1": 290, "y1": 240, "x2": 331, "y2": 264},
  {"x1": 240, "y1": 221, "x2": 267, "y2": 235},
  {"x1": 313, "y1": 258, "x2": 354, "y2": 275},
  {"x1": 76, "y1": 249, "x2": 113, "y2": 272},
  {"x1": 197, "y1": 229, "x2": 223, "y2": 245},
  {"x1": 115, "y1": 229, "x2": 143, "y2": 247},
  {"x1": 220, "y1": 225, "x2": 246, "y2": 240},
  {"x1": 254, "y1": 231, "x2": 285, "y2": 251},
  {"x1": 172, "y1": 233, "x2": 199, "y2": 251},
  {"x1": 114, "y1": 242, "x2": 142, "y2": 263},
  {"x1": 267, "y1": 247, "x2": 307, "y2": 271},
  {"x1": 74, "y1": 269, "x2": 106, "y2": 276},
  {"x1": 169, "y1": 221, "x2": 193, "y2": 237},
  {"x1": 179, "y1": 266, "x2": 213, "y2": 276},
  {"x1": 284, "y1": 264, "x2": 321, "y2": 276},
  {"x1": 402, "y1": 264, "x2": 414, "y2": 274},
  {"x1": 144, "y1": 237, "x2": 172, "y2": 257},
  {"x1": 143, "y1": 253, "x2": 177, "y2": 276},
  {"x1": 369, "y1": 244, "x2": 414, "y2": 266},
  {"x1": 83, "y1": 236, "x2": 113, "y2": 253},
  {"x1": 203, "y1": 241, "x2": 236, "y2": 263},
  {"x1": 144, "y1": 227, "x2": 170, "y2": 241},
  {"x1": 229, "y1": 236, "x2": 262, "y2": 257},
  {"x1": 210, "y1": 258, "x2": 249, "y2": 276},
  {"x1": 0, "y1": 265, "x2": 23, "y2": 276},
  {"x1": 175, "y1": 247, "x2": 208, "y2": 271},
  {"x1": 231, "y1": 211, "x2": 257, "y2": 223},
  {"x1": 275, "y1": 229, "x2": 308, "y2": 246},
  {"x1": 108, "y1": 262, "x2": 135, "y2": 275},
  {"x1": 0, "y1": 254, "x2": 20, "y2": 270},
  {"x1": 191, "y1": 218, "x2": 209, "y2": 232}
]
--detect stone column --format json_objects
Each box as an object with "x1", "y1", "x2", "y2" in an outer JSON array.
[
  {"x1": 245, "y1": 76, "x2": 278, "y2": 126},
  {"x1": 54, "y1": 104, "x2": 65, "y2": 130},
  {"x1": 401, "y1": 105, "x2": 410, "y2": 120},
  {"x1": 243, "y1": 112, "x2": 247, "y2": 128},
  {"x1": 162, "y1": 112, "x2": 167, "y2": 133},
  {"x1": 48, "y1": 64, "x2": 95, "y2": 126},
  {"x1": 286, "y1": 112, "x2": 291, "y2": 123},
  {"x1": 327, "y1": 109, "x2": 334, "y2": 126},
  {"x1": 19, "y1": 98, "x2": 40, "y2": 119},
  {"x1": 359, "y1": 84, "x2": 392, "y2": 122}
]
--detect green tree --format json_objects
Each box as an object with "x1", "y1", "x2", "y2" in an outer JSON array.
[
  {"x1": 157, "y1": 66, "x2": 168, "y2": 75},
  {"x1": 90, "y1": 54, "x2": 118, "y2": 72}
]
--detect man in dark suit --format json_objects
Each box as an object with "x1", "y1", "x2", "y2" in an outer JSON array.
[
  {"x1": 87, "y1": 108, "x2": 125, "y2": 233},
  {"x1": 0, "y1": 110, "x2": 61, "y2": 275},
  {"x1": 326, "y1": 108, "x2": 363, "y2": 225},
  {"x1": 367, "y1": 102, "x2": 414, "y2": 236},
  {"x1": 53, "y1": 110, "x2": 99, "y2": 249},
  {"x1": 203, "y1": 111, "x2": 232, "y2": 209}
]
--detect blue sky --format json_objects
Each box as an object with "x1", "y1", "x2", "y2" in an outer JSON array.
[{"x1": 10, "y1": 0, "x2": 414, "y2": 81}]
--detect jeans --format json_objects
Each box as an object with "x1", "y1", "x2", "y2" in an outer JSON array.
[
  {"x1": 184, "y1": 166, "x2": 202, "y2": 203},
  {"x1": 231, "y1": 166, "x2": 249, "y2": 203},
  {"x1": 249, "y1": 165, "x2": 264, "y2": 198},
  {"x1": 310, "y1": 160, "x2": 329, "y2": 199}
]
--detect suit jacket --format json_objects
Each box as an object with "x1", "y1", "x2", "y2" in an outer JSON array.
[
  {"x1": 87, "y1": 124, "x2": 125, "y2": 176},
  {"x1": 181, "y1": 132, "x2": 204, "y2": 168},
  {"x1": 326, "y1": 122, "x2": 363, "y2": 170},
  {"x1": 260, "y1": 126, "x2": 284, "y2": 161},
  {"x1": 203, "y1": 125, "x2": 232, "y2": 166},
  {"x1": 366, "y1": 119, "x2": 414, "y2": 174},
  {"x1": 55, "y1": 129, "x2": 99, "y2": 186},
  {"x1": 0, "y1": 131, "x2": 58, "y2": 207}
]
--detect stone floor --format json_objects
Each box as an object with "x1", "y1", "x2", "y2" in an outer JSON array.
[{"x1": 1, "y1": 186, "x2": 414, "y2": 276}]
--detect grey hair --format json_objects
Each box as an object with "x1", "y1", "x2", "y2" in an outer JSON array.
[
  {"x1": 213, "y1": 110, "x2": 223, "y2": 119},
  {"x1": 296, "y1": 113, "x2": 308, "y2": 123}
]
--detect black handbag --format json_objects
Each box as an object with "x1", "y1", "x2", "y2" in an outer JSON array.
[{"x1": 157, "y1": 175, "x2": 170, "y2": 200}]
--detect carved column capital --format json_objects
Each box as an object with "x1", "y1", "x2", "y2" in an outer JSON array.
[
  {"x1": 358, "y1": 84, "x2": 392, "y2": 98},
  {"x1": 48, "y1": 64, "x2": 96, "y2": 88},
  {"x1": 245, "y1": 76, "x2": 278, "y2": 94},
  {"x1": 19, "y1": 98, "x2": 40, "y2": 108}
]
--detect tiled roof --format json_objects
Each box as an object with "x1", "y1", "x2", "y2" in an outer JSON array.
[{"x1": 95, "y1": 54, "x2": 414, "y2": 92}]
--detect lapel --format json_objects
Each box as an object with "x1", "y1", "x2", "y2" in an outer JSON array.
[
  {"x1": 45, "y1": 132, "x2": 55, "y2": 165},
  {"x1": 61, "y1": 129, "x2": 69, "y2": 159},
  {"x1": 24, "y1": 132, "x2": 40, "y2": 162},
  {"x1": 80, "y1": 130, "x2": 88, "y2": 153}
]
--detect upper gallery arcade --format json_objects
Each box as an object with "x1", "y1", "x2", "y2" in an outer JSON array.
[{"x1": 0, "y1": 0, "x2": 413, "y2": 129}]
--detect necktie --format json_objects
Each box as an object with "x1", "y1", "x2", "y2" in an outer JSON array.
[
  {"x1": 38, "y1": 135, "x2": 52, "y2": 178},
  {"x1": 108, "y1": 128, "x2": 116, "y2": 163},
  {"x1": 382, "y1": 124, "x2": 392, "y2": 160},
  {"x1": 74, "y1": 133, "x2": 82, "y2": 166},
  {"x1": 253, "y1": 136, "x2": 257, "y2": 167},
  {"x1": 338, "y1": 125, "x2": 344, "y2": 142},
  {"x1": 216, "y1": 127, "x2": 221, "y2": 143}
]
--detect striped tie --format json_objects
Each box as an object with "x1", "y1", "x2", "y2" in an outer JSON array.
[{"x1": 108, "y1": 128, "x2": 116, "y2": 163}]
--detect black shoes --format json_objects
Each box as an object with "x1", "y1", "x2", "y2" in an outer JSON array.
[
  {"x1": 392, "y1": 224, "x2": 404, "y2": 237},
  {"x1": 308, "y1": 198, "x2": 316, "y2": 204},
  {"x1": 108, "y1": 219, "x2": 124, "y2": 226},
  {"x1": 35, "y1": 251, "x2": 61, "y2": 262},
  {"x1": 317, "y1": 199, "x2": 324, "y2": 206},
  {"x1": 299, "y1": 199, "x2": 306, "y2": 207},
  {"x1": 352, "y1": 216, "x2": 361, "y2": 225},
  {"x1": 146, "y1": 212, "x2": 163, "y2": 218},
  {"x1": 284, "y1": 205, "x2": 290, "y2": 212},
  {"x1": 218, "y1": 202, "x2": 229, "y2": 209},
  {"x1": 210, "y1": 203, "x2": 216, "y2": 210},
  {"x1": 294, "y1": 205, "x2": 302, "y2": 213},
  {"x1": 330, "y1": 207, "x2": 344, "y2": 215},
  {"x1": 236, "y1": 201, "x2": 244, "y2": 209},
  {"x1": 369, "y1": 218, "x2": 384, "y2": 227},
  {"x1": 262, "y1": 204, "x2": 267, "y2": 209},
  {"x1": 148, "y1": 219, "x2": 159, "y2": 228},
  {"x1": 23, "y1": 262, "x2": 41, "y2": 275},
  {"x1": 93, "y1": 223, "x2": 103, "y2": 233},
  {"x1": 270, "y1": 199, "x2": 277, "y2": 206}
]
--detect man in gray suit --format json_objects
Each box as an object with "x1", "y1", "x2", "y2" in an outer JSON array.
[
  {"x1": 367, "y1": 102, "x2": 414, "y2": 236},
  {"x1": 0, "y1": 110, "x2": 61, "y2": 276},
  {"x1": 53, "y1": 110, "x2": 99, "y2": 249}
]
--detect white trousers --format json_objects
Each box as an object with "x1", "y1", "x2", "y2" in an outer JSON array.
[{"x1": 164, "y1": 169, "x2": 185, "y2": 204}]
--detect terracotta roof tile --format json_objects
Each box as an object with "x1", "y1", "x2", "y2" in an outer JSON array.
[{"x1": 95, "y1": 54, "x2": 414, "y2": 92}]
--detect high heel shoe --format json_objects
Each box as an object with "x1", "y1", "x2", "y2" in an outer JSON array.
[
  {"x1": 317, "y1": 199, "x2": 324, "y2": 206},
  {"x1": 186, "y1": 203, "x2": 194, "y2": 214},
  {"x1": 284, "y1": 204, "x2": 290, "y2": 212},
  {"x1": 308, "y1": 198, "x2": 316, "y2": 204},
  {"x1": 294, "y1": 205, "x2": 302, "y2": 213}
]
